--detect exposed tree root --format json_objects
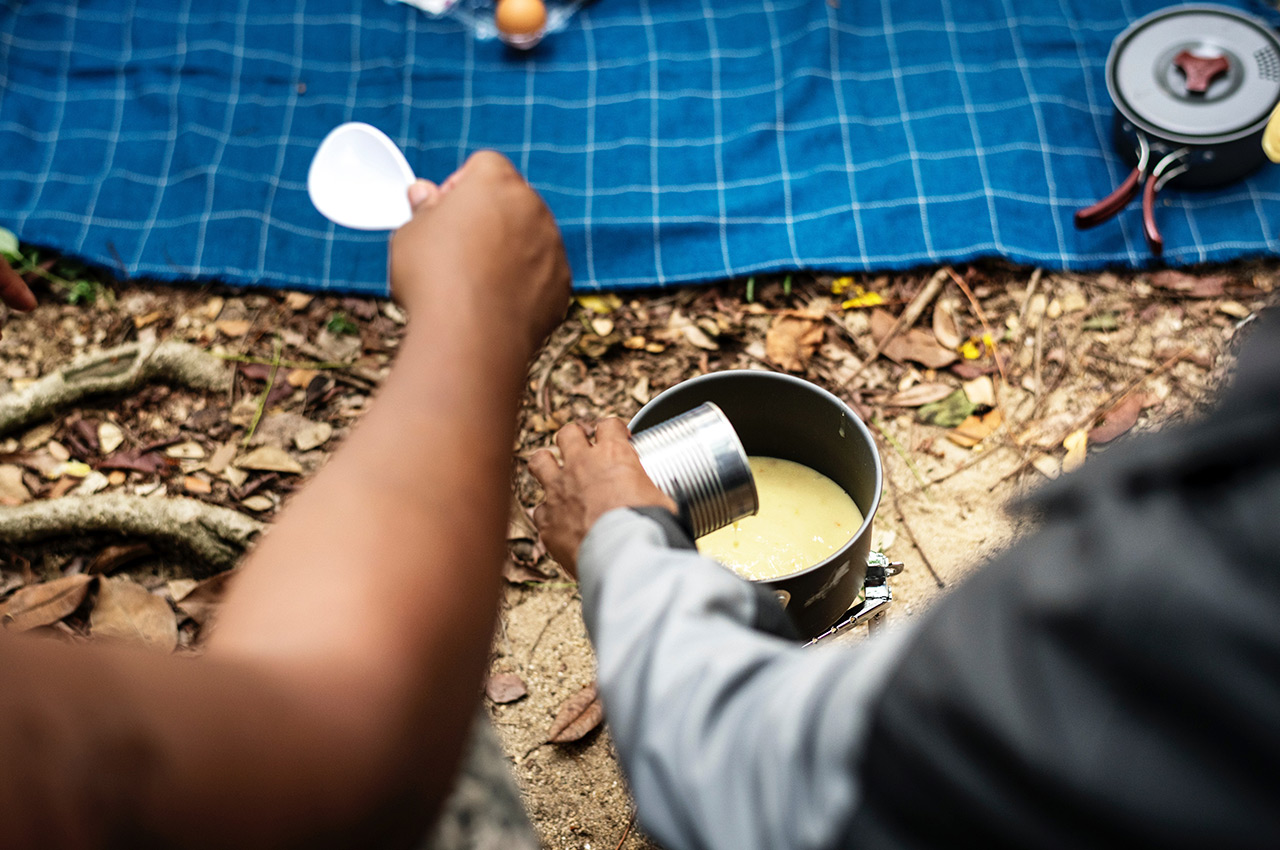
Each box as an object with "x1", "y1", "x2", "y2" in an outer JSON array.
[
  {"x1": 0, "y1": 494, "x2": 262, "y2": 573},
  {"x1": 0, "y1": 340, "x2": 233, "y2": 437}
]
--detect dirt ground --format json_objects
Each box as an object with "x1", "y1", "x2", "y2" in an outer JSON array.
[{"x1": 0, "y1": 258, "x2": 1273, "y2": 849}]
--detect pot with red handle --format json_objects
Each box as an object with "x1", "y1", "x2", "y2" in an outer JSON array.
[{"x1": 1075, "y1": 4, "x2": 1280, "y2": 255}]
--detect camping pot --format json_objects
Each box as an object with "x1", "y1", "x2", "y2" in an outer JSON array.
[
  {"x1": 1074, "y1": 5, "x2": 1280, "y2": 254},
  {"x1": 631, "y1": 371, "x2": 882, "y2": 639}
]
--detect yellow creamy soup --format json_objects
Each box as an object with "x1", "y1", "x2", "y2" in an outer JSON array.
[{"x1": 697, "y1": 456, "x2": 863, "y2": 581}]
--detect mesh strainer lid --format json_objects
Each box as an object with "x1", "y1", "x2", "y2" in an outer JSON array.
[{"x1": 1107, "y1": 4, "x2": 1280, "y2": 144}]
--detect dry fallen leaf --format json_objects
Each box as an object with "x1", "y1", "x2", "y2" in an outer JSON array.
[
  {"x1": 502, "y1": 557, "x2": 551, "y2": 585},
  {"x1": 216, "y1": 318, "x2": 252, "y2": 338},
  {"x1": 1148, "y1": 270, "x2": 1231, "y2": 299},
  {"x1": 1089, "y1": 394, "x2": 1144, "y2": 445},
  {"x1": 765, "y1": 314, "x2": 824, "y2": 372},
  {"x1": 932, "y1": 299, "x2": 964, "y2": 350},
  {"x1": 87, "y1": 543, "x2": 153, "y2": 575},
  {"x1": 175, "y1": 570, "x2": 238, "y2": 627},
  {"x1": 948, "y1": 409, "x2": 1003, "y2": 447},
  {"x1": 0, "y1": 463, "x2": 30, "y2": 505},
  {"x1": 962, "y1": 375, "x2": 996, "y2": 408},
  {"x1": 293, "y1": 421, "x2": 333, "y2": 452},
  {"x1": 237, "y1": 445, "x2": 303, "y2": 474},
  {"x1": 547, "y1": 683, "x2": 604, "y2": 744},
  {"x1": 97, "y1": 421, "x2": 125, "y2": 455},
  {"x1": 1063, "y1": 428, "x2": 1089, "y2": 472},
  {"x1": 886, "y1": 382, "x2": 955, "y2": 408},
  {"x1": 183, "y1": 474, "x2": 213, "y2": 494},
  {"x1": 0, "y1": 575, "x2": 94, "y2": 632},
  {"x1": 165, "y1": 441, "x2": 205, "y2": 460},
  {"x1": 485, "y1": 672, "x2": 529, "y2": 705},
  {"x1": 240, "y1": 495, "x2": 274, "y2": 512},
  {"x1": 90, "y1": 576, "x2": 178, "y2": 652},
  {"x1": 284, "y1": 292, "x2": 313, "y2": 311}
]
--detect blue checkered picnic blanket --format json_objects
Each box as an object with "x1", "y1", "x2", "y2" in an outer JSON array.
[{"x1": 1, "y1": 0, "x2": 1278, "y2": 295}]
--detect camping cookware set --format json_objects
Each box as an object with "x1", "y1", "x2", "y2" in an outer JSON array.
[{"x1": 1076, "y1": 4, "x2": 1280, "y2": 254}]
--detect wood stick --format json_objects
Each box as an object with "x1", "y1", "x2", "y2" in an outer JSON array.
[{"x1": 842, "y1": 267, "x2": 949, "y2": 388}]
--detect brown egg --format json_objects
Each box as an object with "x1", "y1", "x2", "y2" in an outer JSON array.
[{"x1": 495, "y1": 0, "x2": 547, "y2": 37}]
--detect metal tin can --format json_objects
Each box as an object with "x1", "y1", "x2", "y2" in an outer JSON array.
[{"x1": 630, "y1": 402, "x2": 758, "y2": 538}]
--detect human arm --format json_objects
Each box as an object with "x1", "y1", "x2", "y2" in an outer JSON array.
[
  {"x1": 0, "y1": 151, "x2": 571, "y2": 848},
  {"x1": 531, "y1": 423, "x2": 916, "y2": 850}
]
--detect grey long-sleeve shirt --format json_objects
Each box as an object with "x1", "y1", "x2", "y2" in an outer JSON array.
[
  {"x1": 578, "y1": 508, "x2": 916, "y2": 850},
  {"x1": 576, "y1": 313, "x2": 1280, "y2": 850}
]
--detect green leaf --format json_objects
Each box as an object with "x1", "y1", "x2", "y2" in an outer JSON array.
[
  {"x1": 326, "y1": 311, "x2": 359, "y2": 336},
  {"x1": 0, "y1": 227, "x2": 19, "y2": 260},
  {"x1": 917, "y1": 390, "x2": 978, "y2": 429}
]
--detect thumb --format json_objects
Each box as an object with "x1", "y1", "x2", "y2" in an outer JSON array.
[{"x1": 407, "y1": 179, "x2": 441, "y2": 211}]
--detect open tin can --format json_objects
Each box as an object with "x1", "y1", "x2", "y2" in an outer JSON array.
[{"x1": 630, "y1": 402, "x2": 758, "y2": 539}]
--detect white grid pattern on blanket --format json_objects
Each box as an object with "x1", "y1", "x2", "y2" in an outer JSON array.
[{"x1": 0, "y1": 0, "x2": 1275, "y2": 293}]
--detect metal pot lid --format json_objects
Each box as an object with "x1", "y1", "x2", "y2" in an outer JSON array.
[{"x1": 1107, "y1": 4, "x2": 1280, "y2": 143}]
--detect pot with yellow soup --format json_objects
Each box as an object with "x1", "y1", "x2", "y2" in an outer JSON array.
[{"x1": 631, "y1": 371, "x2": 882, "y2": 638}]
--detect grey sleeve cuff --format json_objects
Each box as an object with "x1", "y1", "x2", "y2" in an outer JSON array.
[{"x1": 576, "y1": 507, "x2": 917, "y2": 850}]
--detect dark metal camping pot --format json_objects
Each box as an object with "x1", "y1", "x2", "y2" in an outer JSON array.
[
  {"x1": 1075, "y1": 4, "x2": 1280, "y2": 254},
  {"x1": 630, "y1": 371, "x2": 882, "y2": 639}
]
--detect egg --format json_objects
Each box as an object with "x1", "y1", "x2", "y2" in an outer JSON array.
[{"x1": 495, "y1": 0, "x2": 547, "y2": 37}]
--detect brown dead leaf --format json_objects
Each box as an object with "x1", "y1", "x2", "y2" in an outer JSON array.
[
  {"x1": 216, "y1": 319, "x2": 252, "y2": 338},
  {"x1": 284, "y1": 292, "x2": 313, "y2": 311},
  {"x1": 99, "y1": 448, "x2": 168, "y2": 474},
  {"x1": 90, "y1": 576, "x2": 178, "y2": 652},
  {"x1": 507, "y1": 502, "x2": 539, "y2": 541},
  {"x1": 485, "y1": 672, "x2": 529, "y2": 704},
  {"x1": 1089, "y1": 394, "x2": 1144, "y2": 444},
  {"x1": 0, "y1": 575, "x2": 94, "y2": 632},
  {"x1": 237, "y1": 445, "x2": 303, "y2": 474},
  {"x1": 932, "y1": 299, "x2": 964, "y2": 350},
  {"x1": 547, "y1": 683, "x2": 604, "y2": 744},
  {"x1": 175, "y1": 570, "x2": 238, "y2": 627},
  {"x1": 886, "y1": 382, "x2": 955, "y2": 408},
  {"x1": 1148, "y1": 270, "x2": 1231, "y2": 299},
  {"x1": 948, "y1": 409, "x2": 1003, "y2": 447},
  {"x1": 765, "y1": 314, "x2": 824, "y2": 372},
  {"x1": 183, "y1": 474, "x2": 213, "y2": 494},
  {"x1": 885, "y1": 329, "x2": 959, "y2": 369},
  {"x1": 287, "y1": 368, "x2": 319, "y2": 388},
  {"x1": 0, "y1": 463, "x2": 30, "y2": 505},
  {"x1": 1063, "y1": 428, "x2": 1089, "y2": 472},
  {"x1": 87, "y1": 543, "x2": 153, "y2": 575},
  {"x1": 502, "y1": 557, "x2": 551, "y2": 585}
]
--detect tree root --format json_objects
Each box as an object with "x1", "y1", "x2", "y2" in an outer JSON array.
[
  {"x1": 0, "y1": 494, "x2": 262, "y2": 573},
  {"x1": 0, "y1": 340, "x2": 233, "y2": 437}
]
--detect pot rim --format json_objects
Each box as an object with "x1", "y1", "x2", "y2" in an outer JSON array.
[
  {"x1": 1105, "y1": 3, "x2": 1280, "y2": 148},
  {"x1": 630, "y1": 369, "x2": 884, "y2": 584}
]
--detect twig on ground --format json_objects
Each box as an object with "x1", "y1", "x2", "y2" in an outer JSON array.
[
  {"x1": 241, "y1": 337, "x2": 282, "y2": 448},
  {"x1": 0, "y1": 494, "x2": 262, "y2": 573},
  {"x1": 1017, "y1": 267, "x2": 1043, "y2": 329},
  {"x1": 885, "y1": 473, "x2": 945, "y2": 588},
  {"x1": 926, "y1": 442, "x2": 1015, "y2": 486},
  {"x1": 613, "y1": 811, "x2": 637, "y2": 850},
  {"x1": 842, "y1": 268, "x2": 949, "y2": 388},
  {"x1": 871, "y1": 417, "x2": 930, "y2": 496},
  {"x1": 527, "y1": 592, "x2": 576, "y2": 662},
  {"x1": 945, "y1": 267, "x2": 1008, "y2": 392},
  {"x1": 535, "y1": 328, "x2": 584, "y2": 417},
  {"x1": 0, "y1": 340, "x2": 232, "y2": 437}
]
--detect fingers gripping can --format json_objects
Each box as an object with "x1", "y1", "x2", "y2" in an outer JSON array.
[{"x1": 629, "y1": 403, "x2": 758, "y2": 538}]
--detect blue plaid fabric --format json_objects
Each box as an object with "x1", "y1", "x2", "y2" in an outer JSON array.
[{"x1": 1, "y1": 0, "x2": 1277, "y2": 295}]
